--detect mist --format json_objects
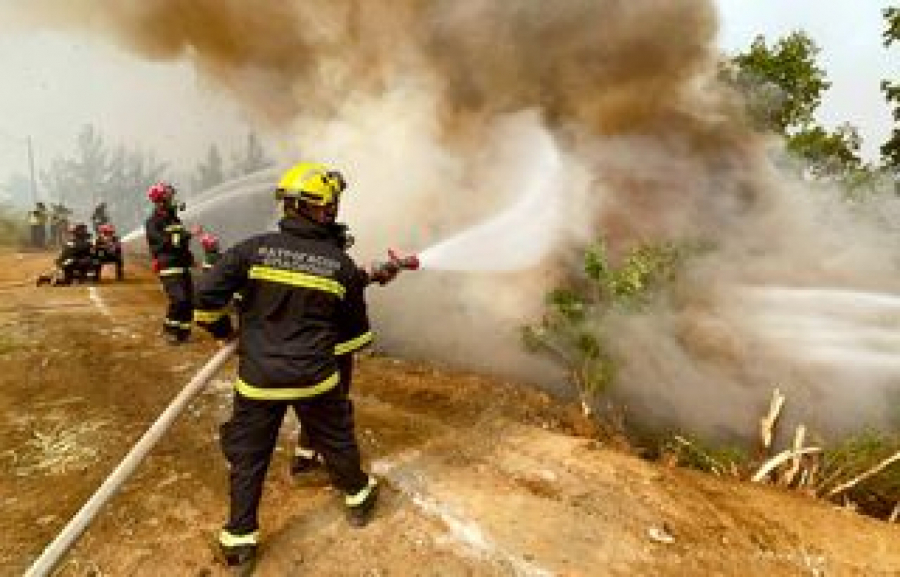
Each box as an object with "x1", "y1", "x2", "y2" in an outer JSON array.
[{"x1": 14, "y1": 0, "x2": 900, "y2": 441}]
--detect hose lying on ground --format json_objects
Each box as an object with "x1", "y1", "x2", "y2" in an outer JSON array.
[{"x1": 24, "y1": 341, "x2": 238, "y2": 577}]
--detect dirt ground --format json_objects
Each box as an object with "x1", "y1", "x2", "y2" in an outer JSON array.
[{"x1": 0, "y1": 249, "x2": 897, "y2": 576}]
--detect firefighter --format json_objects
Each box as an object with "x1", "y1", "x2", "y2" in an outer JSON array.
[
  {"x1": 94, "y1": 223, "x2": 124, "y2": 281},
  {"x1": 290, "y1": 221, "x2": 400, "y2": 480},
  {"x1": 199, "y1": 230, "x2": 222, "y2": 271},
  {"x1": 28, "y1": 202, "x2": 48, "y2": 249},
  {"x1": 91, "y1": 201, "x2": 110, "y2": 235},
  {"x1": 54, "y1": 223, "x2": 99, "y2": 284},
  {"x1": 194, "y1": 162, "x2": 378, "y2": 568},
  {"x1": 145, "y1": 182, "x2": 194, "y2": 345}
]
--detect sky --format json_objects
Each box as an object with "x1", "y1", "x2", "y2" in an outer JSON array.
[{"x1": 0, "y1": 1, "x2": 897, "y2": 203}]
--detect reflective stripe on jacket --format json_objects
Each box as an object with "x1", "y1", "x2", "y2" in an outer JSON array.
[
  {"x1": 145, "y1": 209, "x2": 193, "y2": 272},
  {"x1": 194, "y1": 216, "x2": 371, "y2": 396}
]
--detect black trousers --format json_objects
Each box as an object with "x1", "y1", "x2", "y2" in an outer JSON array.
[
  {"x1": 220, "y1": 384, "x2": 369, "y2": 535},
  {"x1": 160, "y1": 273, "x2": 193, "y2": 338},
  {"x1": 61, "y1": 258, "x2": 99, "y2": 284},
  {"x1": 297, "y1": 354, "x2": 353, "y2": 451}
]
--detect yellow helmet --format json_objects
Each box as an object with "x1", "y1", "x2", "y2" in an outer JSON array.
[{"x1": 275, "y1": 162, "x2": 347, "y2": 206}]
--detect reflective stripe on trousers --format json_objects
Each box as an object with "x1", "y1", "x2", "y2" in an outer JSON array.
[
  {"x1": 234, "y1": 372, "x2": 339, "y2": 401},
  {"x1": 346, "y1": 475, "x2": 378, "y2": 507},
  {"x1": 219, "y1": 529, "x2": 259, "y2": 547}
]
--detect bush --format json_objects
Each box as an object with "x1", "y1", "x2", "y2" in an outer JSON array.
[
  {"x1": 522, "y1": 240, "x2": 688, "y2": 405},
  {"x1": 818, "y1": 431, "x2": 900, "y2": 518}
]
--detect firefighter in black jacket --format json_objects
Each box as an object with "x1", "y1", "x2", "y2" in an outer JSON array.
[
  {"x1": 194, "y1": 162, "x2": 378, "y2": 568},
  {"x1": 55, "y1": 223, "x2": 98, "y2": 284},
  {"x1": 289, "y1": 221, "x2": 401, "y2": 479},
  {"x1": 145, "y1": 182, "x2": 194, "y2": 344}
]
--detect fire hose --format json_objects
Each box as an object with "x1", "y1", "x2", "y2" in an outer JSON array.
[
  {"x1": 24, "y1": 341, "x2": 238, "y2": 577},
  {"x1": 24, "y1": 249, "x2": 418, "y2": 575}
]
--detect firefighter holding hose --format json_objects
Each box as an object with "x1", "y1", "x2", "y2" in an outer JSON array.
[
  {"x1": 145, "y1": 182, "x2": 195, "y2": 345},
  {"x1": 193, "y1": 162, "x2": 389, "y2": 568},
  {"x1": 290, "y1": 221, "x2": 408, "y2": 480}
]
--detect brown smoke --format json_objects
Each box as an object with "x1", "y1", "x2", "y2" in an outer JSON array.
[{"x1": 10, "y1": 1, "x2": 719, "y2": 131}]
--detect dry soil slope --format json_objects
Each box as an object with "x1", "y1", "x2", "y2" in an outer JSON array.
[{"x1": 0, "y1": 250, "x2": 897, "y2": 576}]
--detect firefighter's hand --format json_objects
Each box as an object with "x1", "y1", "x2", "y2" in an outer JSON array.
[
  {"x1": 368, "y1": 262, "x2": 400, "y2": 286},
  {"x1": 215, "y1": 332, "x2": 237, "y2": 347}
]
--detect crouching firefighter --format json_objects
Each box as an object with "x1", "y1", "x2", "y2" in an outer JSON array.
[
  {"x1": 145, "y1": 182, "x2": 194, "y2": 345},
  {"x1": 193, "y1": 161, "x2": 379, "y2": 568},
  {"x1": 94, "y1": 223, "x2": 124, "y2": 281},
  {"x1": 48, "y1": 223, "x2": 98, "y2": 285}
]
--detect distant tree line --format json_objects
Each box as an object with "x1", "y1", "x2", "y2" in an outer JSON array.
[
  {"x1": 0, "y1": 125, "x2": 274, "y2": 232},
  {"x1": 189, "y1": 132, "x2": 274, "y2": 193}
]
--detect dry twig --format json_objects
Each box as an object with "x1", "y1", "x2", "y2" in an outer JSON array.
[
  {"x1": 888, "y1": 501, "x2": 900, "y2": 524},
  {"x1": 779, "y1": 425, "x2": 807, "y2": 486},
  {"x1": 827, "y1": 451, "x2": 900, "y2": 497},
  {"x1": 752, "y1": 447, "x2": 822, "y2": 483},
  {"x1": 760, "y1": 388, "x2": 785, "y2": 451}
]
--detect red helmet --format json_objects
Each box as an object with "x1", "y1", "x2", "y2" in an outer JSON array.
[
  {"x1": 147, "y1": 182, "x2": 175, "y2": 203},
  {"x1": 200, "y1": 232, "x2": 219, "y2": 251},
  {"x1": 98, "y1": 223, "x2": 115, "y2": 235}
]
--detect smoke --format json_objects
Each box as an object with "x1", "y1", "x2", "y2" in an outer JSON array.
[{"x1": 15, "y1": 1, "x2": 900, "y2": 441}]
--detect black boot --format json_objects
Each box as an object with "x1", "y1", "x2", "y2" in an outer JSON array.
[
  {"x1": 346, "y1": 478, "x2": 379, "y2": 528},
  {"x1": 290, "y1": 450, "x2": 329, "y2": 486},
  {"x1": 219, "y1": 543, "x2": 257, "y2": 567},
  {"x1": 214, "y1": 531, "x2": 258, "y2": 573}
]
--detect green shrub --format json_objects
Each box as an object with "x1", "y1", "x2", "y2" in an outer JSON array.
[
  {"x1": 522, "y1": 240, "x2": 689, "y2": 403},
  {"x1": 819, "y1": 430, "x2": 900, "y2": 517}
]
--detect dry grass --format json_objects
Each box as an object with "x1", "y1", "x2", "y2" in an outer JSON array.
[{"x1": 3, "y1": 418, "x2": 109, "y2": 476}]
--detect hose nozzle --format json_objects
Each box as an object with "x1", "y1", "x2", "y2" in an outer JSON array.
[
  {"x1": 369, "y1": 249, "x2": 419, "y2": 285},
  {"x1": 388, "y1": 249, "x2": 420, "y2": 271}
]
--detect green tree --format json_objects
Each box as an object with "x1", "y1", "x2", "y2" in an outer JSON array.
[
  {"x1": 726, "y1": 31, "x2": 863, "y2": 179},
  {"x1": 881, "y1": 7, "x2": 900, "y2": 170},
  {"x1": 40, "y1": 126, "x2": 169, "y2": 230},
  {"x1": 522, "y1": 241, "x2": 685, "y2": 408},
  {"x1": 40, "y1": 157, "x2": 75, "y2": 207},
  {"x1": 115, "y1": 148, "x2": 168, "y2": 229},
  {"x1": 68, "y1": 124, "x2": 111, "y2": 210},
  {"x1": 230, "y1": 131, "x2": 274, "y2": 178},
  {"x1": 729, "y1": 31, "x2": 830, "y2": 133},
  {"x1": 191, "y1": 143, "x2": 226, "y2": 193},
  {"x1": 788, "y1": 122, "x2": 863, "y2": 178}
]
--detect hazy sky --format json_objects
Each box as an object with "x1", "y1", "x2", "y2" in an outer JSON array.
[
  {"x1": 0, "y1": 1, "x2": 896, "y2": 201},
  {"x1": 717, "y1": 0, "x2": 898, "y2": 160}
]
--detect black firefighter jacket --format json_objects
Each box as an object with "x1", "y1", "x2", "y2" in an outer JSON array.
[
  {"x1": 145, "y1": 209, "x2": 193, "y2": 275},
  {"x1": 57, "y1": 236, "x2": 95, "y2": 270},
  {"x1": 193, "y1": 216, "x2": 372, "y2": 400}
]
